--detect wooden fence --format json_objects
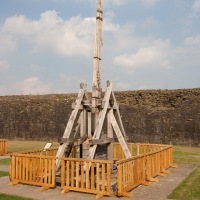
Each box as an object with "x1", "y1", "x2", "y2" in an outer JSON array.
[
  {"x1": 9, "y1": 143, "x2": 176, "y2": 199},
  {"x1": 0, "y1": 139, "x2": 8, "y2": 155},
  {"x1": 60, "y1": 157, "x2": 113, "y2": 199},
  {"x1": 117, "y1": 154, "x2": 150, "y2": 197},
  {"x1": 113, "y1": 142, "x2": 136, "y2": 159},
  {"x1": 137, "y1": 143, "x2": 167, "y2": 155},
  {"x1": 116, "y1": 144, "x2": 175, "y2": 197},
  {"x1": 10, "y1": 153, "x2": 56, "y2": 191}
]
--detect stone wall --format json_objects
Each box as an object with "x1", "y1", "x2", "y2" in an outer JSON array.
[{"x1": 0, "y1": 88, "x2": 200, "y2": 146}]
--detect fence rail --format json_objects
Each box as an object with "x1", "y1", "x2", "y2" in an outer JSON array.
[
  {"x1": 117, "y1": 154, "x2": 150, "y2": 197},
  {"x1": 0, "y1": 139, "x2": 8, "y2": 155},
  {"x1": 60, "y1": 157, "x2": 113, "y2": 199},
  {"x1": 113, "y1": 142, "x2": 136, "y2": 159},
  {"x1": 10, "y1": 153, "x2": 56, "y2": 190},
  {"x1": 116, "y1": 144, "x2": 175, "y2": 197},
  {"x1": 137, "y1": 143, "x2": 167, "y2": 155}
]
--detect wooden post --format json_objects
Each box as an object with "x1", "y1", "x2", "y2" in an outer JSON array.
[
  {"x1": 111, "y1": 112, "x2": 132, "y2": 158},
  {"x1": 55, "y1": 83, "x2": 87, "y2": 171},
  {"x1": 107, "y1": 109, "x2": 114, "y2": 161},
  {"x1": 88, "y1": 112, "x2": 92, "y2": 138}
]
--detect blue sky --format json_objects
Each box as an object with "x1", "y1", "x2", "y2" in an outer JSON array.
[{"x1": 0, "y1": 0, "x2": 200, "y2": 95}]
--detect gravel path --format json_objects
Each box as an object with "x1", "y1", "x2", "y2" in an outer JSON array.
[{"x1": 0, "y1": 163, "x2": 197, "y2": 200}]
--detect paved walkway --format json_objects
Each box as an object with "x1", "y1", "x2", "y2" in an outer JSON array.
[
  {"x1": 0, "y1": 155, "x2": 10, "y2": 160},
  {"x1": 0, "y1": 162, "x2": 196, "y2": 200}
]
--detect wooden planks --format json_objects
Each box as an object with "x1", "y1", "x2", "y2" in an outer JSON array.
[
  {"x1": 116, "y1": 144, "x2": 175, "y2": 197},
  {"x1": 60, "y1": 157, "x2": 113, "y2": 198},
  {"x1": 10, "y1": 153, "x2": 56, "y2": 189},
  {"x1": 0, "y1": 139, "x2": 8, "y2": 155}
]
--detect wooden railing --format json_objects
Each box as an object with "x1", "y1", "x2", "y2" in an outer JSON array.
[
  {"x1": 16, "y1": 149, "x2": 44, "y2": 156},
  {"x1": 113, "y1": 142, "x2": 136, "y2": 159},
  {"x1": 116, "y1": 144, "x2": 175, "y2": 197},
  {"x1": 117, "y1": 154, "x2": 150, "y2": 198},
  {"x1": 45, "y1": 147, "x2": 78, "y2": 157},
  {"x1": 145, "y1": 146, "x2": 173, "y2": 182},
  {"x1": 9, "y1": 143, "x2": 176, "y2": 198},
  {"x1": 137, "y1": 143, "x2": 167, "y2": 155},
  {"x1": 0, "y1": 139, "x2": 8, "y2": 155},
  {"x1": 60, "y1": 157, "x2": 113, "y2": 199},
  {"x1": 10, "y1": 153, "x2": 56, "y2": 191}
]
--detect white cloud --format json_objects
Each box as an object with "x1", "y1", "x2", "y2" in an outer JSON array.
[
  {"x1": 0, "y1": 77, "x2": 54, "y2": 95},
  {"x1": 0, "y1": 35, "x2": 16, "y2": 54},
  {"x1": 1, "y1": 10, "x2": 95, "y2": 57},
  {"x1": 14, "y1": 77, "x2": 53, "y2": 95},
  {"x1": 192, "y1": 0, "x2": 200, "y2": 12},
  {"x1": 113, "y1": 39, "x2": 172, "y2": 71},
  {"x1": 184, "y1": 34, "x2": 200, "y2": 46}
]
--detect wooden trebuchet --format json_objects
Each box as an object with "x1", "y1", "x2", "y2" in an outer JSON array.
[{"x1": 55, "y1": 0, "x2": 131, "y2": 172}]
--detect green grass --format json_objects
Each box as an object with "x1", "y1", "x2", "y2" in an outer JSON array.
[
  {"x1": 0, "y1": 158, "x2": 10, "y2": 165},
  {"x1": 173, "y1": 145, "x2": 200, "y2": 165},
  {"x1": 0, "y1": 193, "x2": 33, "y2": 200},
  {"x1": 8, "y1": 140, "x2": 59, "y2": 153},
  {"x1": 168, "y1": 166, "x2": 200, "y2": 200},
  {"x1": 167, "y1": 145, "x2": 200, "y2": 200},
  {"x1": 0, "y1": 171, "x2": 9, "y2": 177}
]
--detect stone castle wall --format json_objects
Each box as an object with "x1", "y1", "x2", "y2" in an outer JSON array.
[{"x1": 0, "y1": 88, "x2": 200, "y2": 146}]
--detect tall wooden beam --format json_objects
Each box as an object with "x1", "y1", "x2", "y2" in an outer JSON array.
[
  {"x1": 92, "y1": 0, "x2": 103, "y2": 92},
  {"x1": 92, "y1": 0, "x2": 103, "y2": 116},
  {"x1": 55, "y1": 83, "x2": 87, "y2": 171},
  {"x1": 111, "y1": 112, "x2": 132, "y2": 158}
]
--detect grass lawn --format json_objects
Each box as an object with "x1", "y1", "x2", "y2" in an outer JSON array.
[
  {"x1": 0, "y1": 193, "x2": 33, "y2": 200},
  {"x1": 167, "y1": 166, "x2": 200, "y2": 200},
  {"x1": 7, "y1": 140, "x2": 59, "y2": 153},
  {"x1": 167, "y1": 145, "x2": 200, "y2": 200},
  {"x1": 0, "y1": 158, "x2": 10, "y2": 165},
  {"x1": 173, "y1": 145, "x2": 200, "y2": 165},
  {"x1": 0, "y1": 171, "x2": 9, "y2": 177}
]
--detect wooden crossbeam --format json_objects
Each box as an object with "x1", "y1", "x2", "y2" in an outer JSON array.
[{"x1": 89, "y1": 138, "x2": 114, "y2": 145}]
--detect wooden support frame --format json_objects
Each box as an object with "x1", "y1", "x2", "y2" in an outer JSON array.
[
  {"x1": 55, "y1": 83, "x2": 87, "y2": 171},
  {"x1": 55, "y1": 0, "x2": 131, "y2": 171},
  {"x1": 55, "y1": 80, "x2": 132, "y2": 170}
]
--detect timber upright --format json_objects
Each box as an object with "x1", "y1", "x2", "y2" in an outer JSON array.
[{"x1": 55, "y1": 0, "x2": 131, "y2": 172}]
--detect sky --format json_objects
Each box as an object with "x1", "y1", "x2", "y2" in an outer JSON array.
[{"x1": 0, "y1": 0, "x2": 200, "y2": 96}]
